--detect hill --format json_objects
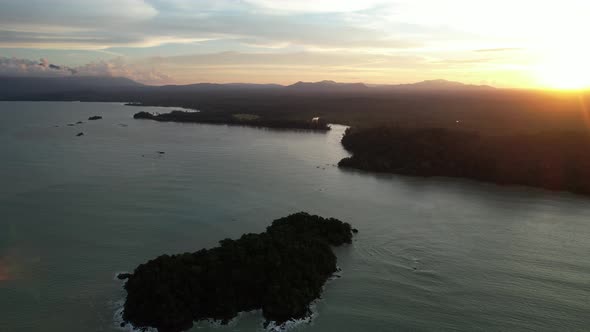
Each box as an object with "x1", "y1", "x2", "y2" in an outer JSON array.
[
  {"x1": 0, "y1": 76, "x2": 144, "y2": 100},
  {"x1": 287, "y1": 80, "x2": 369, "y2": 92},
  {"x1": 373, "y1": 79, "x2": 494, "y2": 91}
]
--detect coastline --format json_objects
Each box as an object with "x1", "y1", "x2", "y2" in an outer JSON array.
[
  {"x1": 338, "y1": 127, "x2": 590, "y2": 197},
  {"x1": 132, "y1": 110, "x2": 332, "y2": 132}
]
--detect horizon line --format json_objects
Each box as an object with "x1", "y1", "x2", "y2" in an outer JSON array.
[{"x1": 2, "y1": 75, "x2": 590, "y2": 92}]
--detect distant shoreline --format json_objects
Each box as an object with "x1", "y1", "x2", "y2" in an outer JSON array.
[
  {"x1": 132, "y1": 109, "x2": 332, "y2": 132},
  {"x1": 123, "y1": 102, "x2": 200, "y2": 113}
]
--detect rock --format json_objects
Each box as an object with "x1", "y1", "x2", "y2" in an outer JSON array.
[
  {"x1": 76, "y1": 132, "x2": 84, "y2": 137},
  {"x1": 133, "y1": 112, "x2": 154, "y2": 120},
  {"x1": 157, "y1": 151, "x2": 165, "y2": 154},
  {"x1": 352, "y1": 228, "x2": 359, "y2": 234},
  {"x1": 117, "y1": 273, "x2": 132, "y2": 280},
  {"x1": 67, "y1": 124, "x2": 74, "y2": 126},
  {"x1": 76, "y1": 121, "x2": 84, "y2": 124},
  {"x1": 88, "y1": 116, "x2": 102, "y2": 121}
]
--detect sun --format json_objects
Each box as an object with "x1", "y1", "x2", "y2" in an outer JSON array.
[{"x1": 535, "y1": 48, "x2": 590, "y2": 90}]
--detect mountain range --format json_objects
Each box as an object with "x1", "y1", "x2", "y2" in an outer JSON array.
[{"x1": 0, "y1": 76, "x2": 494, "y2": 100}]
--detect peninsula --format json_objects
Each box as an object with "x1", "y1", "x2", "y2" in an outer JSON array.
[
  {"x1": 133, "y1": 110, "x2": 331, "y2": 131},
  {"x1": 338, "y1": 127, "x2": 590, "y2": 195}
]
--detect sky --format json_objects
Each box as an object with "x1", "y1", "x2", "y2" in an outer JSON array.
[{"x1": 0, "y1": 0, "x2": 589, "y2": 88}]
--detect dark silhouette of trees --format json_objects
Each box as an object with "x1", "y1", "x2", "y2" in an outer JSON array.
[
  {"x1": 339, "y1": 126, "x2": 590, "y2": 195},
  {"x1": 120, "y1": 212, "x2": 355, "y2": 332},
  {"x1": 133, "y1": 110, "x2": 331, "y2": 131}
]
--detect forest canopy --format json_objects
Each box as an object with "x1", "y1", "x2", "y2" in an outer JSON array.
[
  {"x1": 339, "y1": 126, "x2": 590, "y2": 195},
  {"x1": 120, "y1": 212, "x2": 356, "y2": 332}
]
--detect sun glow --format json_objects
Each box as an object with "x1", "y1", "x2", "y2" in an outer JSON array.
[
  {"x1": 532, "y1": 19, "x2": 590, "y2": 91},
  {"x1": 535, "y1": 51, "x2": 590, "y2": 90}
]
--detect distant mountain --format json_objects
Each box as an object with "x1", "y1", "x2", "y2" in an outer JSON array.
[
  {"x1": 374, "y1": 79, "x2": 494, "y2": 91},
  {"x1": 287, "y1": 80, "x2": 369, "y2": 92},
  {"x1": 0, "y1": 76, "x2": 144, "y2": 99},
  {"x1": 0, "y1": 76, "x2": 495, "y2": 101},
  {"x1": 157, "y1": 82, "x2": 283, "y2": 93},
  {"x1": 285, "y1": 79, "x2": 490, "y2": 93}
]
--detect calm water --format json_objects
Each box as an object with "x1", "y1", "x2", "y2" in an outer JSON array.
[{"x1": 1, "y1": 101, "x2": 589, "y2": 332}]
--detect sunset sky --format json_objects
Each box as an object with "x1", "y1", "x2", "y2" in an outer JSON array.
[{"x1": 0, "y1": 0, "x2": 589, "y2": 88}]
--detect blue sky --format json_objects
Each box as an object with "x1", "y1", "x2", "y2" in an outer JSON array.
[{"x1": 0, "y1": 0, "x2": 589, "y2": 88}]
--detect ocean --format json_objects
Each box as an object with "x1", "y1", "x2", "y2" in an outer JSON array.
[{"x1": 1, "y1": 101, "x2": 589, "y2": 331}]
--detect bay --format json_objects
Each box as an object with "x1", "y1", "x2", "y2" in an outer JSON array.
[{"x1": 0, "y1": 101, "x2": 589, "y2": 332}]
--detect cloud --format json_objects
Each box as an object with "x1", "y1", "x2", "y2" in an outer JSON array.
[
  {"x1": 0, "y1": 57, "x2": 71, "y2": 76},
  {"x1": 243, "y1": 0, "x2": 388, "y2": 13},
  {"x1": 75, "y1": 58, "x2": 171, "y2": 84},
  {"x1": 141, "y1": 50, "x2": 532, "y2": 86},
  {"x1": 0, "y1": 0, "x2": 588, "y2": 54},
  {"x1": 1, "y1": 0, "x2": 580, "y2": 88},
  {"x1": 475, "y1": 48, "x2": 523, "y2": 53},
  {"x1": 0, "y1": 56, "x2": 171, "y2": 85},
  {"x1": 0, "y1": 0, "x2": 417, "y2": 51},
  {"x1": 0, "y1": 0, "x2": 157, "y2": 27},
  {"x1": 159, "y1": 51, "x2": 424, "y2": 67},
  {"x1": 147, "y1": 51, "x2": 433, "y2": 84}
]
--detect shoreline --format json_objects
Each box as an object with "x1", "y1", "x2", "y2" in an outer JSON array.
[{"x1": 133, "y1": 110, "x2": 332, "y2": 132}]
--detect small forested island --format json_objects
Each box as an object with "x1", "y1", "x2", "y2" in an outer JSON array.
[
  {"x1": 119, "y1": 212, "x2": 356, "y2": 332},
  {"x1": 339, "y1": 127, "x2": 590, "y2": 195},
  {"x1": 133, "y1": 110, "x2": 331, "y2": 131}
]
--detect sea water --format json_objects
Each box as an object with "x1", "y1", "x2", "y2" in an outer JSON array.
[{"x1": 0, "y1": 102, "x2": 589, "y2": 331}]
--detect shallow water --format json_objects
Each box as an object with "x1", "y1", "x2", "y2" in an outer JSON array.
[{"x1": 0, "y1": 101, "x2": 589, "y2": 332}]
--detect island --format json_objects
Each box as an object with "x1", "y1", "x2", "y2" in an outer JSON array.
[
  {"x1": 338, "y1": 126, "x2": 590, "y2": 195},
  {"x1": 119, "y1": 212, "x2": 356, "y2": 332},
  {"x1": 133, "y1": 110, "x2": 331, "y2": 131}
]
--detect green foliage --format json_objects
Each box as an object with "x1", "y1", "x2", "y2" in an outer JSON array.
[
  {"x1": 121, "y1": 212, "x2": 355, "y2": 332},
  {"x1": 339, "y1": 126, "x2": 590, "y2": 194}
]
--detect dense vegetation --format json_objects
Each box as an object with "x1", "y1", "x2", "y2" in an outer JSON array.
[
  {"x1": 120, "y1": 212, "x2": 356, "y2": 332},
  {"x1": 121, "y1": 89, "x2": 590, "y2": 134},
  {"x1": 4, "y1": 76, "x2": 589, "y2": 134},
  {"x1": 133, "y1": 110, "x2": 331, "y2": 131},
  {"x1": 339, "y1": 126, "x2": 590, "y2": 195}
]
